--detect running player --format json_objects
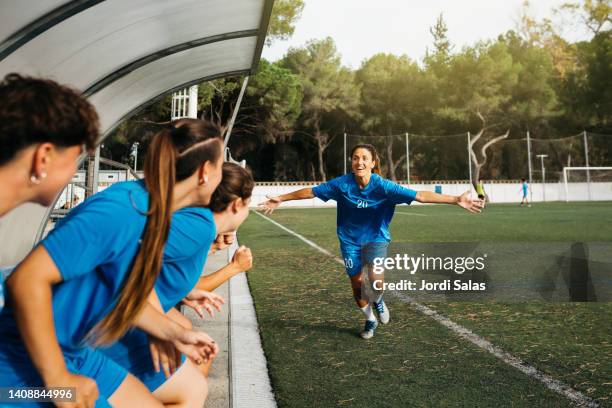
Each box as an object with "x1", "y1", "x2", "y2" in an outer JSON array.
[{"x1": 259, "y1": 144, "x2": 484, "y2": 339}]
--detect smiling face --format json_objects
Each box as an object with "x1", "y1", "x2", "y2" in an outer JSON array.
[{"x1": 351, "y1": 147, "x2": 376, "y2": 178}]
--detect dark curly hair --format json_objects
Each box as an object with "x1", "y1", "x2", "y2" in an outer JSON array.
[{"x1": 0, "y1": 73, "x2": 99, "y2": 165}]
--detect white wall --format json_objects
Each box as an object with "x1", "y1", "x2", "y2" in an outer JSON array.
[{"x1": 250, "y1": 181, "x2": 612, "y2": 207}]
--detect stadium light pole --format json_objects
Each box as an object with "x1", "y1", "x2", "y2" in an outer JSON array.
[
  {"x1": 583, "y1": 130, "x2": 592, "y2": 200},
  {"x1": 537, "y1": 154, "x2": 548, "y2": 202},
  {"x1": 131, "y1": 142, "x2": 139, "y2": 172}
]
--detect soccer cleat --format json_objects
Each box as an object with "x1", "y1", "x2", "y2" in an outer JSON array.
[
  {"x1": 360, "y1": 319, "x2": 378, "y2": 339},
  {"x1": 373, "y1": 299, "x2": 390, "y2": 324}
]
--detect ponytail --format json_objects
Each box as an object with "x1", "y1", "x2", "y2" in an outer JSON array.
[
  {"x1": 90, "y1": 120, "x2": 221, "y2": 345},
  {"x1": 91, "y1": 130, "x2": 176, "y2": 344}
]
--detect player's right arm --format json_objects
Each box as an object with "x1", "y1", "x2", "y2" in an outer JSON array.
[
  {"x1": 7, "y1": 246, "x2": 99, "y2": 408},
  {"x1": 258, "y1": 188, "x2": 314, "y2": 214}
]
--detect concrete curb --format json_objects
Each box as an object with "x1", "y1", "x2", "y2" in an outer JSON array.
[{"x1": 229, "y1": 272, "x2": 276, "y2": 408}]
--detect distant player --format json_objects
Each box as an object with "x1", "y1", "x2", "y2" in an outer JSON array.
[
  {"x1": 520, "y1": 178, "x2": 530, "y2": 207},
  {"x1": 259, "y1": 144, "x2": 484, "y2": 339},
  {"x1": 475, "y1": 178, "x2": 486, "y2": 201}
]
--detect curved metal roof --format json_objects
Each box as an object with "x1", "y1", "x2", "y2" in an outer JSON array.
[{"x1": 0, "y1": 0, "x2": 273, "y2": 266}]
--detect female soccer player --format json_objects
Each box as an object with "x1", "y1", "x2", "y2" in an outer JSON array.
[
  {"x1": 260, "y1": 144, "x2": 483, "y2": 339},
  {"x1": 0, "y1": 74, "x2": 99, "y2": 313},
  {"x1": 101, "y1": 163, "x2": 254, "y2": 399},
  {"x1": 1, "y1": 119, "x2": 223, "y2": 407}
]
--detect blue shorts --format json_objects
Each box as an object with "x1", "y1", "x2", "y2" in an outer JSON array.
[
  {"x1": 101, "y1": 329, "x2": 187, "y2": 392},
  {"x1": 0, "y1": 346, "x2": 127, "y2": 407},
  {"x1": 340, "y1": 242, "x2": 389, "y2": 277}
]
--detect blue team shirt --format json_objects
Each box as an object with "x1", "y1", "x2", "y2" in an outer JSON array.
[
  {"x1": 522, "y1": 182, "x2": 528, "y2": 194},
  {"x1": 101, "y1": 207, "x2": 217, "y2": 374},
  {"x1": 312, "y1": 173, "x2": 417, "y2": 247},
  {"x1": 0, "y1": 180, "x2": 152, "y2": 395},
  {"x1": 0, "y1": 180, "x2": 150, "y2": 356}
]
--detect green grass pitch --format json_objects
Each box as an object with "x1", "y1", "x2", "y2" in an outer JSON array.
[{"x1": 237, "y1": 202, "x2": 612, "y2": 407}]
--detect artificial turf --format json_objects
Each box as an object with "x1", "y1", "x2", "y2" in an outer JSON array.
[{"x1": 238, "y1": 202, "x2": 612, "y2": 407}]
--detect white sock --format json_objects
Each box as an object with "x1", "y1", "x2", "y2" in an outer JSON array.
[
  {"x1": 374, "y1": 293, "x2": 384, "y2": 304},
  {"x1": 361, "y1": 304, "x2": 376, "y2": 321}
]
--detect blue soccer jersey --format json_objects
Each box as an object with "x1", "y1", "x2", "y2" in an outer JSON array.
[
  {"x1": 0, "y1": 180, "x2": 151, "y2": 403},
  {"x1": 101, "y1": 207, "x2": 217, "y2": 390},
  {"x1": 312, "y1": 173, "x2": 417, "y2": 247}
]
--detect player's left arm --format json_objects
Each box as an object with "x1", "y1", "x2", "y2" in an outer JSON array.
[{"x1": 416, "y1": 190, "x2": 484, "y2": 213}]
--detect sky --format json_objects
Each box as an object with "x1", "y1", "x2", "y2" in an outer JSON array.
[{"x1": 262, "y1": 0, "x2": 592, "y2": 68}]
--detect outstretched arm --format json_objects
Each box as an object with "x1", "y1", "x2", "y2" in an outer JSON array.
[
  {"x1": 197, "y1": 246, "x2": 253, "y2": 292},
  {"x1": 416, "y1": 190, "x2": 484, "y2": 213},
  {"x1": 258, "y1": 188, "x2": 314, "y2": 214}
]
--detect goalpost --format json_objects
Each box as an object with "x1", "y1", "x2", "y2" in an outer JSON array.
[{"x1": 563, "y1": 166, "x2": 612, "y2": 202}]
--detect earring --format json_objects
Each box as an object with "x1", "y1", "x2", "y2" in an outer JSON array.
[
  {"x1": 30, "y1": 172, "x2": 46, "y2": 185},
  {"x1": 204, "y1": 175, "x2": 209, "y2": 183}
]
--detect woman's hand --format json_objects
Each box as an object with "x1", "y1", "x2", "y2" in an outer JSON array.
[
  {"x1": 149, "y1": 336, "x2": 182, "y2": 378},
  {"x1": 182, "y1": 289, "x2": 225, "y2": 319},
  {"x1": 258, "y1": 195, "x2": 282, "y2": 215},
  {"x1": 231, "y1": 245, "x2": 253, "y2": 272},
  {"x1": 457, "y1": 191, "x2": 485, "y2": 213},
  {"x1": 170, "y1": 329, "x2": 219, "y2": 365},
  {"x1": 46, "y1": 371, "x2": 98, "y2": 408}
]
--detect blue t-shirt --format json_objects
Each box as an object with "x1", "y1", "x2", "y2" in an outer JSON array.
[
  {"x1": 522, "y1": 182, "x2": 528, "y2": 194},
  {"x1": 0, "y1": 180, "x2": 149, "y2": 355},
  {"x1": 312, "y1": 173, "x2": 417, "y2": 247},
  {"x1": 101, "y1": 207, "x2": 217, "y2": 374}
]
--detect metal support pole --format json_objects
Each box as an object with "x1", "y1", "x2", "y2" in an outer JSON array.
[
  {"x1": 541, "y1": 159, "x2": 546, "y2": 202},
  {"x1": 224, "y1": 76, "x2": 250, "y2": 148},
  {"x1": 405, "y1": 132, "x2": 410, "y2": 183},
  {"x1": 583, "y1": 130, "x2": 591, "y2": 200},
  {"x1": 467, "y1": 132, "x2": 473, "y2": 189},
  {"x1": 563, "y1": 168, "x2": 569, "y2": 202},
  {"x1": 92, "y1": 144, "x2": 100, "y2": 195},
  {"x1": 526, "y1": 131, "x2": 533, "y2": 203},
  {"x1": 537, "y1": 154, "x2": 547, "y2": 202},
  {"x1": 343, "y1": 133, "x2": 347, "y2": 174}
]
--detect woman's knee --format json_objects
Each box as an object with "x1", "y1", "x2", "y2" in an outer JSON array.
[{"x1": 153, "y1": 359, "x2": 208, "y2": 408}]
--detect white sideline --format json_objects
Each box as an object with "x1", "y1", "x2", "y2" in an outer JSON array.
[
  {"x1": 395, "y1": 211, "x2": 427, "y2": 217},
  {"x1": 252, "y1": 210, "x2": 599, "y2": 408}
]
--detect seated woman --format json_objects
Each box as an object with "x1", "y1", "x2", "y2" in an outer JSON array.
[
  {"x1": 101, "y1": 162, "x2": 254, "y2": 403},
  {"x1": 1, "y1": 119, "x2": 223, "y2": 407},
  {"x1": 0, "y1": 73, "x2": 99, "y2": 313}
]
